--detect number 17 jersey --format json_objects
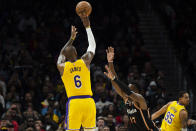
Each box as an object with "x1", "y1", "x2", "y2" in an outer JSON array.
[
  {"x1": 61, "y1": 59, "x2": 93, "y2": 98},
  {"x1": 161, "y1": 101, "x2": 186, "y2": 131}
]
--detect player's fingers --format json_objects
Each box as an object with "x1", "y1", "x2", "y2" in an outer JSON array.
[
  {"x1": 105, "y1": 65, "x2": 109, "y2": 71},
  {"x1": 110, "y1": 47, "x2": 113, "y2": 52},
  {"x1": 105, "y1": 65, "x2": 111, "y2": 73},
  {"x1": 108, "y1": 47, "x2": 111, "y2": 52},
  {"x1": 111, "y1": 47, "x2": 114, "y2": 52},
  {"x1": 73, "y1": 27, "x2": 76, "y2": 32},
  {"x1": 106, "y1": 49, "x2": 108, "y2": 54},
  {"x1": 104, "y1": 72, "x2": 109, "y2": 78}
]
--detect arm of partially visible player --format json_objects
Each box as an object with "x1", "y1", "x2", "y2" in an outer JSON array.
[
  {"x1": 106, "y1": 47, "x2": 127, "y2": 100},
  {"x1": 104, "y1": 65, "x2": 147, "y2": 109},
  {"x1": 180, "y1": 110, "x2": 188, "y2": 129},
  {"x1": 188, "y1": 119, "x2": 196, "y2": 125},
  {"x1": 57, "y1": 26, "x2": 77, "y2": 75},
  {"x1": 80, "y1": 16, "x2": 96, "y2": 68},
  {"x1": 151, "y1": 102, "x2": 172, "y2": 120},
  {"x1": 106, "y1": 47, "x2": 118, "y2": 77}
]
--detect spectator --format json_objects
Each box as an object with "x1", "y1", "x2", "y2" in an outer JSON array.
[
  {"x1": 22, "y1": 92, "x2": 34, "y2": 111},
  {"x1": 23, "y1": 106, "x2": 40, "y2": 120},
  {"x1": 19, "y1": 117, "x2": 34, "y2": 131},
  {"x1": 44, "y1": 114, "x2": 58, "y2": 131},
  {"x1": 95, "y1": 116, "x2": 105, "y2": 131},
  {"x1": 103, "y1": 126, "x2": 110, "y2": 131},
  {"x1": 0, "y1": 87, "x2": 5, "y2": 115},
  {"x1": 105, "y1": 114, "x2": 115, "y2": 131},
  {"x1": 18, "y1": 15, "x2": 37, "y2": 32},
  {"x1": 96, "y1": 94, "x2": 112, "y2": 115},
  {"x1": 3, "y1": 103, "x2": 23, "y2": 125},
  {"x1": 0, "y1": 77, "x2": 6, "y2": 97},
  {"x1": 116, "y1": 114, "x2": 129, "y2": 131},
  {"x1": 0, "y1": 116, "x2": 19, "y2": 131}
]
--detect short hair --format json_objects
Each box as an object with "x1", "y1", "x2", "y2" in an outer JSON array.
[
  {"x1": 178, "y1": 91, "x2": 188, "y2": 99},
  {"x1": 97, "y1": 116, "x2": 105, "y2": 121}
]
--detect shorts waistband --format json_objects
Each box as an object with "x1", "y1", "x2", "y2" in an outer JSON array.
[{"x1": 68, "y1": 95, "x2": 92, "y2": 100}]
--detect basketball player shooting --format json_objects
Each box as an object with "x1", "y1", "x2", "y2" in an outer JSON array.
[
  {"x1": 105, "y1": 47, "x2": 159, "y2": 131},
  {"x1": 56, "y1": 3, "x2": 96, "y2": 131}
]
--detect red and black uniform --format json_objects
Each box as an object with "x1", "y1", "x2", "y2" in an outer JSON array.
[{"x1": 125, "y1": 100, "x2": 158, "y2": 131}]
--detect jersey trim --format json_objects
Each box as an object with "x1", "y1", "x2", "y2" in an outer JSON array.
[
  {"x1": 68, "y1": 95, "x2": 92, "y2": 100},
  {"x1": 81, "y1": 58, "x2": 90, "y2": 72},
  {"x1": 133, "y1": 102, "x2": 152, "y2": 131},
  {"x1": 61, "y1": 62, "x2": 67, "y2": 78}
]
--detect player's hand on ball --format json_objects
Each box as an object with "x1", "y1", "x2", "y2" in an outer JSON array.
[
  {"x1": 76, "y1": 1, "x2": 92, "y2": 17},
  {"x1": 106, "y1": 47, "x2": 114, "y2": 62},
  {"x1": 71, "y1": 25, "x2": 78, "y2": 40},
  {"x1": 80, "y1": 15, "x2": 90, "y2": 28},
  {"x1": 104, "y1": 65, "x2": 115, "y2": 80}
]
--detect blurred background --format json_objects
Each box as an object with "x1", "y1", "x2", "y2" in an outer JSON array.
[{"x1": 0, "y1": 0, "x2": 196, "y2": 130}]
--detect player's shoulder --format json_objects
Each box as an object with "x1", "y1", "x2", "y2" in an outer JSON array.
[
  {"x1": 78, "y1": 59, "x2": 86, "y2": 64},
  {"x1": 179, "y1": 109, "x2": 188, "y2": 117},
  {"x1": 169, "y1": 101, "x2": 176, "y2": 105},
  {"x1": 165, "y1": 101, "x2": 175, "y2": 108}
]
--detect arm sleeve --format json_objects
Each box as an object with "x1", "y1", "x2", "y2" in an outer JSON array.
[
  {"x1": 113, "y1": 78, "x2": 133, "y2": 95},
  {"x1": 86, "y1": 27, "x2": 96, "y2": 54}
]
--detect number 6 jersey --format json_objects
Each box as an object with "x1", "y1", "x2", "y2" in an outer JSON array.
[
  {"x1": 61, "y1": 59, "x2": 93, "y2": 98},
  {"x1": 161, "y1": 101, "x2": 186, "y2": 131}
]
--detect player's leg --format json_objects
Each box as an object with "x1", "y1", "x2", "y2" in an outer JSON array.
[
  {"x1": 65, "y1": 99, "x2": 82, "y2": 130},
  {"x1": 82, "y1": 98, "x2": 96, "y2": 130}
]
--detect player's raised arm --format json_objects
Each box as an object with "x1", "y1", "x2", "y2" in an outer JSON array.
[
  {"x1": 106, "y1": 47, "x2": 118, "y2": 78},
  {"x1": 104, "y1": 65, "x2": 147, "y2": 110},
  {"x1": 106, "y1": 47, "x2": 127, "y2": 99},
  {"x1": 57, "y1": 26, "x2": 77, "y2": 75},
  {"x1": 151, "y1": 102, "x2": 172, "y2": 120},
  {"x1": 80, "y1": 15, "x2": 96, "y2": 68}
]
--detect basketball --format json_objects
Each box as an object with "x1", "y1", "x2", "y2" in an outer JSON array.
[{"x1": 76, "y1": 1, "x2": 92, "y2": 17}]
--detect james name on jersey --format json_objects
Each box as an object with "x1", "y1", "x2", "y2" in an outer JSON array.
[{"x1": 70, "y1": 67, "x2": 81, "y2": 73}]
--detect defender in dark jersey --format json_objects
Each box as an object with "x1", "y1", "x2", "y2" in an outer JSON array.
[{"x1": 104, "y1": 47, "x2": 159, "y2": 131}]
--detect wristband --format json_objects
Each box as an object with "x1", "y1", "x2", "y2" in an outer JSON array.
[{"x1": 113, "y1": 78, "x2": 133, "y2": 95}]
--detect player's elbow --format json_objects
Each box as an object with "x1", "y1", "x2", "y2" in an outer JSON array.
[{"x1": 87, "y1": 42, "x2": 96, "y2": 54}]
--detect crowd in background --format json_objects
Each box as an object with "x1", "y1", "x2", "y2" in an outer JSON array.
[
  {"x1": 153, "y1": 0, "x2": 196, "y2": 93},
  {"x1": 0, "y1": 0, "x2": 192, "y2": 130}
]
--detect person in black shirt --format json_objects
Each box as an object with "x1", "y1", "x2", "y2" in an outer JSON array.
[{"x1": 104, "y1": 47, "x2": 159, "y2": 131}]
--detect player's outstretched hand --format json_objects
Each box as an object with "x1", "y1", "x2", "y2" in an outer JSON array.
[
  {"x1": 106, "y1": 47, "x2": 114, "y2": 62},
  {"x1": 79, "y1": 13, "x2": 90, "y2": 28},
  {"x1": 104, "y1": 65, "x2": 115, "y2": 80},
  {"x1": 71, "y1": 25, "x2": 78, "y2": 40}
]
